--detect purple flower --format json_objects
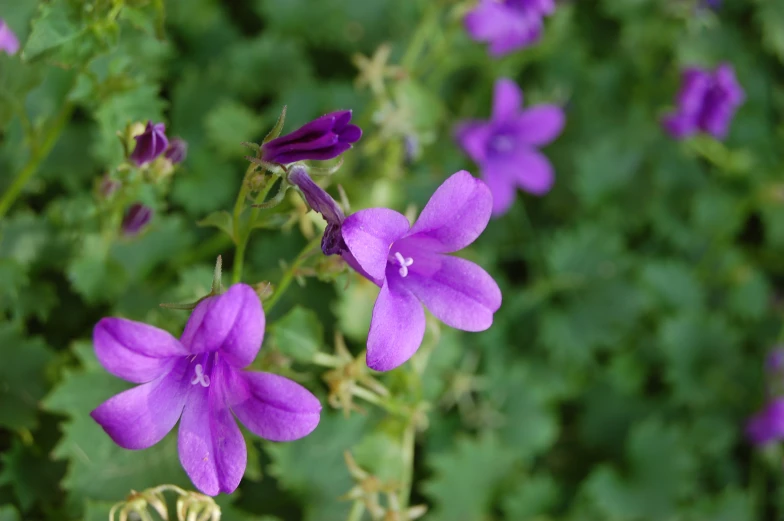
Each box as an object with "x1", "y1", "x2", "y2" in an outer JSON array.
[
  {"x1": 262, "y1": 110, "x2": 362, "y2": 164},
  {"x1": 130, "y1": 121, "x2": 169, "y2": 166},
  {"x1": 464, "y1": 0, "x2": 555, "y2": 57},
  {"x1": 662, "y1": 63, "x2": 744, "y2": 141},
  {"x1": 340, "y1": 170, "x2": 502, "y2": 371},
  {"x1": 456, "y1": 78, "x2": 565, "y2": 216},
  {"x1": 90, "y1": 284, "x2": 321, "y2": 495},
  {"x1": 288, "y1": 165, "x2": 347, "y2": 255},
  {"x1": 747, "y1": 398, "x2": 784, "y2": 446},
  {"x1": 165, "y1": 137, "x2": 188, "y2": 164},
  {"x1": 0, "y1": 19, "x2": 19, "y2": 55},
  {"x1": 121, "y1": 203, "x2": 153, "y2": 236}
]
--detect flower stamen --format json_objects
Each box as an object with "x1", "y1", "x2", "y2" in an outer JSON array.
[
  {"x1": 394, "y1": 252, "x2": 414, "y2": 277},
  {"x1": 191, "y1": 364, "x2": 210, "y2": 387}
]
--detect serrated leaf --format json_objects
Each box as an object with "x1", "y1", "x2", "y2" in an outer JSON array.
[
  {"x1": 271, "y1": 306, "x2": 323, "y2": 363},
  {"x1": 204, "y1": 100, "x2": 265, "y2": 157},
  {"x1": 23, "y1": 0, "x2": 83, "y2": 60},
  {"x1": 197, "y1": 210, "x2": 235, "y2": 242}
]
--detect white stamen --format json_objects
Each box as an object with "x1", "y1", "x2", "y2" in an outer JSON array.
[
  {"x1": 394, "y1": 252, "x2": 414, "y2": 277},
  {"x1": 191, "y1": 364, "x2": 210, "y2": 387}
]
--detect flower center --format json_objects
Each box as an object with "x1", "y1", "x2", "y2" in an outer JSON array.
[
  {"x1": 489, "y1": 133, "x2": 515, "y2": 154},
  {"x1": 191, "y1": 364, "x2": 210, "y2": 387},
  {"x1": 393, "y1": 251, "x2": 414, "y2": 277},
  {"x1": 189, "y1": 353, "x2": 216, "y2": 388}
]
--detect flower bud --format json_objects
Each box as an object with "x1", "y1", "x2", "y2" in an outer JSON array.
[
  {"x1": 288, "y1": 165, "x2": 347, "y2": 255},
  {"x1": 165, "y1": 137, "x2": 188, "y2": 164},
  {"x1": 122, "y1": 203, "x2": 153, "y2": 236},
  {"x1": 262, "y1": 110, "x2": 362, "y2": 164},
  {"x1": 130, "y1": 121, "x2": 169, "y2": 166}
]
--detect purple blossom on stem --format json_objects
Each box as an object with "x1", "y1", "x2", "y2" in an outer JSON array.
[
  {"x1": 464, "y1": 0, "x2": 555, "y2": 57},
  {"x1": 121, "y1": 203, "x2": 153, "y2": 236},
  {"x1": 340, "y1": 170, "x2": 502, "y2": 371},
  {"x1": 165, "y1": 137, "x2": 188, "y2": 164},
  {"x1": 130, "y1": 121, "x2": 169, "y2": 166},
  {"x1": 288, "y1": 166, "x2": 347, "y2": 255},
  {"x1": 90, "y1": 284, "x2": 321, "y2": 495},
  {"x1": 747, "y1": 398, "x2": 784, "y2": 446},
  {"x1": 662, "y1": 63, "x2": 744, "y2": 141},
  {"x1": 456, "y1": 78, "x2": 565, "y2": 216},
  {"x1": 0, "y1": 20, "x2": 19, "y2": 55},
  {"x1": 262, "y1": 110, "x2": 362, "y2": 164}
]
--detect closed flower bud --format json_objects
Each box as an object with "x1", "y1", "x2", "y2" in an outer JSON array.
[
  {"x1": 122, "y1": 203, "x2": 153, "y2": 236},
  {"x1": 262, "y1": 110, "x2": 362, "y2": 164},
  {"x1": 287, "y1": 165, "x2": 347, "y2": 255},
  {"x1": 129, "y1": 121, "x2": 169, "y2": 166}
]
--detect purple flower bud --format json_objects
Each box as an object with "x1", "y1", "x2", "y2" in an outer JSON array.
[
  {"x1": 0, "y1": 20, "x2": 19, "y2": 56},
  {"x1": 130, "y1": 121, "x2": 169, "y2": 166},
  {"x1": 287, "y1": 165, "x2": 347, "y2": 255},
  {"x1": 122, "y1": 203, "x2": 153, "y2": 236},
  {"x1": 262, "y1": 110, "x2": 362, "y2": 164},
  {"x1": 99, "y1": 175, "x2": 121, "y2": 198},
  {"x1": 165, "y1": 137, "x2": 188, "y2": 164}
]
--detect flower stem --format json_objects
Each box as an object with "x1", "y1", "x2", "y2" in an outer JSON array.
[
  {"x1": 0, "y1": 102, "x2": 74, "y2": 218},
  {"x1": 264, "y1": 236, "x2": 322, "y2": 312},
  {"x1": 231, "y1": 168, "x2": 275, "y2": 284},
  {"x1": 399, "y1": 420, "x2": 417, "y2": 510}
]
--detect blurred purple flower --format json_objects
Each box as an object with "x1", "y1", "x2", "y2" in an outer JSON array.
[
  {"x1": 287, "y1": 165, "x2": 347, "y2": 255},
  {"x1": 341, "y1": 171, "x2": 502, "y2": 371},
  {"x1": 121, "y1": 203, "x2": 153, "y2": 236},
  {"x1": 747, "y1": 398, "x2": 784, "y2": 446},
  {"x1": 99, "y1": 175, "x2": 121, "y2": 198},
  {"x1": 464, "y1": 0, "x2": 555, "y2": 57},
  {"x1": 130, "y1": 121, "x2": 169, "y2": 166},
  {"x1": 262, "y1": 110, "x2": 362, "y2": 164},
  {"x1": 0, "y1": 20, "x2": 19, "y2": 55},
  {"x1": 165, "y1": 137, "x2": 188, "y2": 164},
  {"x1": 90, "y1": 284, "x2": 321, "y2": 496},
  {"x1": 662, "y1": 63, "x2": 744, "y2": 141},
  {"x1": 455, "y1": 78, "x2": 565, "y2": 216}
]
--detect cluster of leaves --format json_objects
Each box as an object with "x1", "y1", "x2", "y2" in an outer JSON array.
[{"x1": 1, "y1": 0, "x2": 784, "y2": 520}]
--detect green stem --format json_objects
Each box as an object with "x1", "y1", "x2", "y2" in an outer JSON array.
[
  {"x1": 0, "y1": 102, "x2": 74, "y2": 218},
  {"x1": 231, "y1": 168, "x2": 274, "y2": 285},
  {"x1": 399, "y1": 421, "x2": 417, "y2": 510},
  {"x1": 264, "y1": 236, "x2": 321, "y2": 312},
  {"x1": 346, "y1": 501, "x2": 365, "y2": 521}
]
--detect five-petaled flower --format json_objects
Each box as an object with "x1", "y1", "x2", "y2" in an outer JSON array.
[
  {"x1": 340, "y1": 170, "x2": 502, "y2": 371},
  {"x1": 456, "y1": 78, "x2": 565, "y2": 216},
  {"x1": 0, "y1": 19, "x2": 19, "y2": 55},
  {"x1": 90, "y1": 284, "x2": 322, "y2": 495},
  {"x1": 130, "y1": 121, "x2": 169, "y2": 166},
  {"x1": 262, "y1": 110, "x2": 362, "y2": 164},
  {"x1": 662, "y1": 63, "x2": 744, "y2": 141},
  {"x1": 464, "y1": 0, "x2": 555, "y2": 57}
]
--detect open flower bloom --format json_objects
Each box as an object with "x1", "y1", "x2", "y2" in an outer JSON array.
[
  {"x1": 90, "y1": 284, "x2": 321, "y2": 495},
  {"x1": 662, "y1": 63, "x2": 744, "y2": 141},
  {"x1": 456, "y1": 78, "x2": 565, "y2": 216},
  {"x1": 130, "y1": 121, "x2": 169, "y2": 165},
  {"x1": 341, "y1": 171, "x2": 502, "y2": 371},
  {"x1": 0, "y1": 19, "x2": 19, "y2": 55},
  {"x1": 464, "y1": 0, "x2": 555, "y2": 57},
  {"x1": 262, "y1": 110, "x2": 362, "y2": 164}
]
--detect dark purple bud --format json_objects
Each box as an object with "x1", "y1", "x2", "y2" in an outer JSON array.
[
  {"x1": 165, "y1": 137, "x2": 188, "y2": 164},
  {"x1": 122, "y1": 203, "x2": 153, "y2": 236},
  {"x1": 129, "y1": 121, "x2": 169, "y2": 166},
  {"x1": 262, "y1": 110, "x2": 362, "y2": 164},
  {"x1": 0, "y1": 19, "x2": 19, "y2": 55},
  {"x1": 99, "y1": 175, "x2": 121, "y2": 198},
  {"x1": 288, "y1": 165, "x2": 347, "y2": 255}
]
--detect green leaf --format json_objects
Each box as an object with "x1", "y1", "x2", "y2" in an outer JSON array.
[
  {"x1": 423, "y1": 435, "x2": 520, "y2": 521},
  {"x1": 0, "y1": 325, "x2": 54, "y2": 430},
  {"x1": 197, "y1": 210, "x2": 236, "y2": 242},
  {"x1": 0, "y1": 506, "x2": 20, "y2": 521},
  {"x1": 23, "y1": 0, "x2": 83, "y2": 60},
  {"x1": 271, "y1": 306, "x2": 324, "y2": 363},
  {"x1": 204, "y1": 100, "x2": 265, "y2": 157},
  {"x1": 501, "y1": 473, "x2": 559, "y2": 520}
]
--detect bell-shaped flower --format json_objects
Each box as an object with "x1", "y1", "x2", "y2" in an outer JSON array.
[
  {"x1": 456, "y1": 78, "x2": 565, "y2": 216},
  {"x1": 662, "y1": 63, "x2": 744, "y2": 140},
  {"x1": 464, "y1": 0, "x2": 555, "y2": 57},
  {"x1": 261, "y1": 110, "x2": 362, "y2": 164},
  {"x1": 340, "y1": 170, "x2": 502, "y2": 371},
  {"x1": 130, "y1": 121, "x2": 169, "y2": 166},
  {"x1": 0, "y1": 19, "x2": 19, "y2": 55},
  {"x1": 90, "y1": 284, "x2": 321, "y2": 495}
]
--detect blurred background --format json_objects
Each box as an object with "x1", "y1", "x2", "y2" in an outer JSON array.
[{"x1": 2, "y1": 0, "x2": 784, "y2": 519}]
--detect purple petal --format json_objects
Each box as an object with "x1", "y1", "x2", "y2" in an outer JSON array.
[
  {"x1": 513, "y1": 105, "x2": 565, "y2": 146},
  {"x1": 484, "y1": 148, "x2": 554, "y2": 200},
  {"x1": 180, "y1": 284, "x2": 264, "y2": 368},
  {"x1": 493, "y1": 78, "x2": 523, "y2": 121},
  {"x1": 407, "y1": 170, "x2": 493, "y2": 253},
  {"x1": 339, "y1": 124, "x2": 363, "y2": 143},
  {"x1": 366, "y1": 277, "x2": 425, "y2": 371},
  {"x1": 332, "y1": 110, "x2": 353, "y2": 130},
  {"x1": 677, "y1": 68, "x2": 711, "y2": 116},
  {"x1": 747, "y1": 398, "x2": 784, "y2": 446},
  {"x1": 455, "y1": 121, "x2": 491, "y2": 163},
  {"x1": 464, "y1": 1, "x2": 509, "y2": 41},
  {"x1": 227, "y1": 371, "x2": 321, "y2": 441},
  {"x1": 269, "y1": 142, "x2": 352, "y2": 164},
  {"x1": 481, "y1": 166, "x2": 518, "y2": 217},
  {"x1": 90, "y1": 360, "x2": 190, "y2": 450},
  {"x1": 662, "y1": 112, "x2": 697, "y2": 140},
  {"x1": 399, "y1": 253, "x2": 501, "y2": 331},
  {"x1": 266, "y1": 132, "x2": 338, "y2": 155},
  {"x1": 266, "y1": 114, "x2": 335, "y2": 148},
  {"x1": 699, "y1": 104, "x2": 735, "y2": 140},
  {"x1": 0, "y1": 20, "x2": 20, "y2": 55},
  {"x1": 342, "y1": 208, "x2": 411, "y2": 282},
  {"x1": 94, "y1": 318, "x2": 188, "y2": 383},
  {"x1": 714, "y1": 63, "x2": 744, "y2": 105},
  {"x1": 179, "y1": 362, "x2": 245, "y2": 496}
]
